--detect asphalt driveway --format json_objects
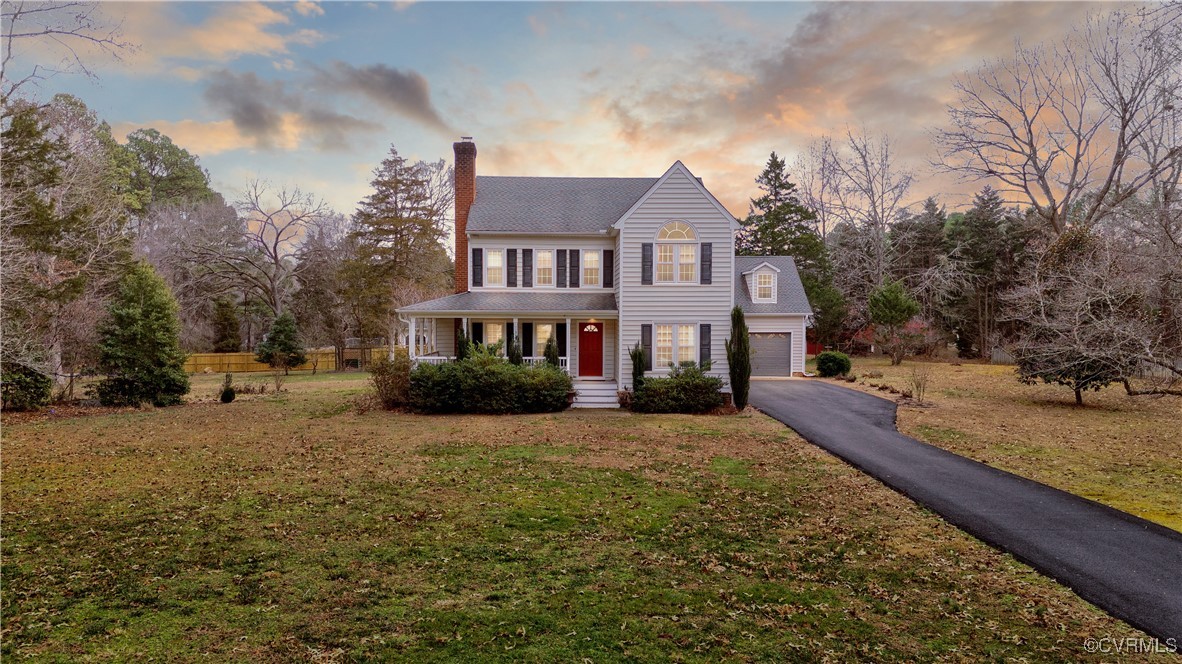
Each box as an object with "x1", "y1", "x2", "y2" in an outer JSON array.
[{"x1": 750, "y1": 379, "x2": 1182, "y2": 641}]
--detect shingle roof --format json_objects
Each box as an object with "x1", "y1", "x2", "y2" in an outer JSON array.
[
  {"x1": 467, "y1": 176, "x2": 658, "y2": 234},
  {"x1": 734, "y1": 256, "x2": 813, "y2": 315},
  {"x1": 399, "y1": 291, "x2": 617, "y2": 314}
]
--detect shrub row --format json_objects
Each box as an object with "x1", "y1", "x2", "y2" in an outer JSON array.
[
  {"x1": 631, "y1": 363, "x2": 724, "y2": 414},
  {"x1": 409, "y1": 359, "x2": 572, "y2": 414}
]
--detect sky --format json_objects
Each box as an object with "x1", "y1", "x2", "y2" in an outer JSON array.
[{"x1": 8, "y1": 0, "x2": 1111, "y2": 218}]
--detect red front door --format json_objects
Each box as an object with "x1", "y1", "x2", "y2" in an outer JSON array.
[{"x1": 578, "y1": 322, "x2": 603, "y2": 377}]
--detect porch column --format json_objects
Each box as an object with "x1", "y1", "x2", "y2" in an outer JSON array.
[
  {"x1": 408, "y1": 317, "x2": 417, "y2": 360},
  {"x1": 565, "y1": 317, "x2": 571, "y2": 374}
]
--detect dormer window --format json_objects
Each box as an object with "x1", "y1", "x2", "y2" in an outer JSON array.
[
  {"x1": 656, "y1": 221, "x2": 697, "y2": 284},
  {"x1": 756, "y1": 272, "x2": 774, "y2": 300}
]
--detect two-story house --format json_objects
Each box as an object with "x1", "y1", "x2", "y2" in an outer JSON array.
[{"x1": 398, "y1": 138, "x2": 812, "y2": 407}]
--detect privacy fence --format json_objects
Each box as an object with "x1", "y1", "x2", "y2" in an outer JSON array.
[{"x1": 184, "y1": 348, "x2": 389, "y2": 374}]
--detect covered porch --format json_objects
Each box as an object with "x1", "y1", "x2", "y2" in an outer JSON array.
[{"x1": 398, "y1": 291, "x2": 618, "y2": 381}]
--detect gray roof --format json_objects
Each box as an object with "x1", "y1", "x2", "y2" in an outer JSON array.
[
  {"x1": 467, "y1": 176, "x2": 658, "y2": 234},
  {"x1": 734, "y1": 256, "x2": 813, "y2": 315},
  {"x1": 400, "y1": 291, "x2": 617, "y2": 314}
]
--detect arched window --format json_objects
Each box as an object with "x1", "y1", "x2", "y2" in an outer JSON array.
[{"x1": 655, "y1": 221, "x2": 698, "y2": 283}]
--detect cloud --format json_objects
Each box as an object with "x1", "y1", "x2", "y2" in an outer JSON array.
[
  {"x1": 111, "y1": 118, "x2": 251, "y2": 156},
  {"x1": 203, "y1": 70, "x2": 382, "y2": 151},
  {"x1": 312, "y1": 61, "x2": 451, "y2": 133},
  {"x1": 293, "y1": 1, "x2": 325, "y2": 18}
]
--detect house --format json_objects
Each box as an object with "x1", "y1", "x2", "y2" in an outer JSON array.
[{"x1": 398, "y1": 138, "x2": 812, "y2": 407}]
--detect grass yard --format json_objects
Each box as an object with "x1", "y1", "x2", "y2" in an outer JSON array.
[
  {"x1": 1, "y1": 372, "x2": 1167, "y2": 661},
  {"x1": 823, "y1": 357, "x2": 1182, "y2": 532}
]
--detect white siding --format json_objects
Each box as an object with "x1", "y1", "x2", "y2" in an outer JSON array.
[
  {"x1": 618, "y1": 168, "x2": 735, "y2": 388},
  {"x1": 435, "y1": 317, "x2": 455, "y2": 356},
  {"x1": 468, "y1": 234, "x2": 615, "y2": 292},
  {"x1": 746, "y1": 315, "x2": 809, "y2": 375}
]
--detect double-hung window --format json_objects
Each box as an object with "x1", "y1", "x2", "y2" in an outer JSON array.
[
  {"x1": 536, "y1": 250, "x2": 554, "y2": 286},
  {"x1": 678, "y1": 325, "x2": 695, "y2": 364},
  {"x1": 485, "y1": 250, "x2": 504, "y2": 287},
  {"x1": 654, "y1": 323, "x2": 697, "y2": 368},
  {"x1": 756, "y1": 273, "x2": 774, "y2": 300},
  {"x1": 485, "y1": 323, "x2": 504, "y2": 347},
  {"x1": 655, "y1": 221, "x2": 697, "y2": 284},
  {"x1": 583, "y1": 250, "x2": 600, "y2": 286},
  {"x1": 655, "y1": 324, "x2": 674, "y2": 367},
  {"x1": 535, "y1": 323, "x2": 554, "y2": 354}
]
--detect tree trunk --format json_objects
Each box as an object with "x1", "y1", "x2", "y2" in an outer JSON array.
[{"x1": 1075, "y1": 387, "x2": 1083, "y2": 406}]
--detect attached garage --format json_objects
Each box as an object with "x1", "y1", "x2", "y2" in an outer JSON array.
[{"x1": 750, "y1": 332, "x2": 793, "y2": 376}]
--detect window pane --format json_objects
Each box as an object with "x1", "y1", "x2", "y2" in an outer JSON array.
[
  {"x1": 486, "y1": 250, "x2": 503, "y2": 286},
  {"x1": 678, "y1": 325, "x2": 695, "y2": 364},
  {"x1": 655, "y1": 324, "x2": 673, "y2": 367},
  {"x1": 656, "y1": 245, "x2": 674, "y2": 282},
  {"x1": 583, "y1": 251, "x2": 599, "y2": 286},
  {"x1": 535, "y1": 323, "x2": 553, "y2": 355},
  {"x1": 485, "y1": 323, "x2": 503, "y2": 347},
  {"x1": 678, "y1": 245, "x2": 696, "y2": 282},
  {"x1": 657, "y1": 221, "x2": 696, "y2": 240},
  {"x1": 536, "y1": 250, "x2": 553, "y2": 286},
  {"x1": 756, "y1": 273, "x2": 774, "y2": 299}
]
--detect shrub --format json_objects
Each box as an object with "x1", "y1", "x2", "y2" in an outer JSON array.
[
  {"x1": 1, "y1": 363, "x2": 53, "y2": 411},
  {"x1": 816, "y1": 351, "x2": 852, "y2": 377},
  {"x1": 507, "y1": 335, "x2": 524, "y2": 365},
  {"x1": 409, "y1": 358, "x2": 572, "y2": 415},
  {"x1": 96, "y1": 261, "x2": 190, "y2": 407},
  {"x1": 908, "y1": 365, "x2": 931, "y2": 404},
  {"x1": 220, "y1": 373, "x2": 236, "y2": 403},
  {"x1": 455, "y1": 327, "x2": 471, "y2": 361},
  {"x1": 255, "y1": 312, "x2": 306, "y2": 373},
  {"x1": 371, "y1": 348, "x2": 412, "y2": 409},
  {"x1": 543, "y1": 335, "x2": 560, "y2": 367},
  {"x1": 726, "y1": 306, "x2": 752, "y2": 410},
  {"x1": 631, "y1": 363, "x2": 724, "y2": 414},
  {"x1": 629, "y1": 342, "x2": 647, "y2": 390}
]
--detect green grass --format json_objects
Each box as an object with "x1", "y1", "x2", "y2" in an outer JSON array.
[{"x1": 1, "y1": 375, "x2": 1164, "y2": 661}]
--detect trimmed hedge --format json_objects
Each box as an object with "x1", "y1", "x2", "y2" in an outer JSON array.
[
  {"x1": 630, "y1": 363, "x2": 724, "y2": 414},
  {"x1": 1, "y1": 363, "x2": 53, "y2": 411},
  {"x1": 816, "y1": 351, "x2": 852, "y2": 377},
  {"x1": 409, "y1": 359, "x2": 572, "y2": 414}
]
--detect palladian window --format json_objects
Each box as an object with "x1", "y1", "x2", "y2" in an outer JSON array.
[{"x1": 656, "y1": 221, "x2": 697, "y2": 284}]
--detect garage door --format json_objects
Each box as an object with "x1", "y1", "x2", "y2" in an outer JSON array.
[{"x1": 750, "y1": 332, "x2": 792, "y2": 376}]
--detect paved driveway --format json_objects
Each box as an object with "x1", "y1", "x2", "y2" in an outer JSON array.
[{"x1": 750, "y1": 380, "x2": 1182, "y2": 640}]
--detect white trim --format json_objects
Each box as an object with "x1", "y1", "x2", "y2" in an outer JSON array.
[{"x1": 740, "y1": 261, "x2": 782, "y2": 275}]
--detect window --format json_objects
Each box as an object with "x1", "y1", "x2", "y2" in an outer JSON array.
[
  {"x1": 583, "y1": 250, "x2": 600, "y2": 286},
  {"x1": 535, "y1": 323, "x2": 553, "y2": 354},
  {"x1": 486, "y1": 250, "x2": 504, "y2": 286},
  {"x1": 655, "y1": 324, "x2": 674, "y2": 367},
  {"x1": 678, "y1": 325, "x2": 695, "y2": 364},
  {"x1": 536, "y1": 250, "x2": 553, "y2": 286},
  {"x1": 756, "y1": 272, "x2": 774, "y2": 300},
  {"x1": 485, "y1": 323, "x2": 504, "y2": 347},
  {"x1": 655, "y1": 221, "x2": 697, "y2": 283}
]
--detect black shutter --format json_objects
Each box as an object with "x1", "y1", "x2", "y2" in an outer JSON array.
[
  {"x1": 603, "y1": 249, "x2": 614, "y2": 288},
  {"x1": 641, "y1": 324, "x2": 653, "y2": 371},
  {"x1": 641, "y1": 243, "x2": 653, "y2": 285},
  {"x1": 700, "y1": 243, "x2": 712, "y2": 285},
  {"x1": 700, "y1": 324, "x2": 711, "y2": 367},
  {"x1": 557, "y1": 250, "x2": 568, "y2": 288},
  {"x1": 569, "y1": 249, "x2": 580, "y2": 288},
  {"x1": 522, "y1": 249, "x2": 533, "y2": 287},
  {"x1": 472, "y1": 248, "x2": 483, "y2": 288},
  {"x1": 522, "y1": 322, "x2": 534, "y2": 357},
  {"x1": 557, "y1": 323, "x2": 567, "y2": 357},
  {"x1": 507, "y1": 249, "x2": 517, "y2": 287},
  {"x1": 471, "y1": 322, "x2": 484, "y2": 345}
]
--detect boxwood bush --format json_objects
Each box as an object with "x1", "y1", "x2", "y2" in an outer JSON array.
[
  {"x1": 409, "y1": 358, "x2": 572, "y2": 414},
  {"x1": 816, "y1": 350, "x2": 852, "y2": 377},
  {"x1": 1, "y1": 363, "x2": 53, "y2": 411},
  {"x1": 630, "y1": 363, "x2": 724, "y2": 414}
]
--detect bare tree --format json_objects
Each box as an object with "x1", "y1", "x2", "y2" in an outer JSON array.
[
  {"x1": 1, "y1": 0, "x2": 134, "y2": 98},
  {"x1": 935, "y1": 6, "x2": 1182, "y2": 235},
  {"x1": 794, "y1": 136, "x2": 842, "y2": 242},
  {"x1": 192, "y1": 180, "x2": 331, "y2": 317}
]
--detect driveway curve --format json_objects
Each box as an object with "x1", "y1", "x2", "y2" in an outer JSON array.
[{"x1": 751, "y1": 379, "x2": 1182, "y2": 641}]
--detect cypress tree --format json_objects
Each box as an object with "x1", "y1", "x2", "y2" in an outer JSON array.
[
  {"x1": 726, "y1": 306, "x2": 752, "y2": 410},
  {"x1": 211, "y1": 298, "x2": 242, "y2": 353}
]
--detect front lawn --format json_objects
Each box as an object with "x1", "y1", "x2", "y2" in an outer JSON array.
[
  {"x1": 819, "y1": 356, "x2": 1182, "y2": 532},
  {"x1": 1, "y1": 375, "x2": 1162, "y2": 661}
]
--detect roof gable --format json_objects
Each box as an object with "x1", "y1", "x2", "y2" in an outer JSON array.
[
  {"x1": 734, "y1": 256, "x2": 812, "y2": 315},
  {"x1": 611, "y1": 161, "x2": 740, "y2": 230}
]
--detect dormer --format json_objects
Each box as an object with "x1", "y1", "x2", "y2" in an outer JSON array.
[{"x1": 742, "y1": 262, "x2": 781, "y2": 304}]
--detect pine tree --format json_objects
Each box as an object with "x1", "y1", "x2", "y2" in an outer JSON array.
[
  {"x1": 95, "y1": 262, "x2": 190, "y2": 406},
  {"x1": 255, "y1": 312, "x2": 307, "y2": 373},
  {"x1": 725, "y1": 307, "x2": 752, "y2": 410},
  {"x1": 211, "y1": 298, "x2": 242, "y2": 353},
  {"x1": 868, "y1": 279, "x2": 921, "y2": 365}
]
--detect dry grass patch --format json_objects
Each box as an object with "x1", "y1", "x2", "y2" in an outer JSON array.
[
  {"x1": 1, "y1": 372, "x2": 1165, "y2": 661},
  {"x1": 825, "y1": 356, "x2": 1182, "y2": 531}
]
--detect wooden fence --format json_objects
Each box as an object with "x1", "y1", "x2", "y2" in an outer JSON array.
[{"x1": 184, "y1": 348, "x2": 389, "y2": 374}]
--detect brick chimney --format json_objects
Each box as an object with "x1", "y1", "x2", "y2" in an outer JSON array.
[{"x1": 453, "y1": 137, "x2": 476, "y2": 293}]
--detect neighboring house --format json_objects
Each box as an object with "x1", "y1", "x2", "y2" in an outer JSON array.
[{"x1": 398, "y1": 139, "x2": 812, "y2": 407}]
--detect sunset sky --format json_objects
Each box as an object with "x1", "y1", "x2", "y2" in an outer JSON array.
[{"x1": 12, "y1": 1, "x2": 1108, "y2": 218}]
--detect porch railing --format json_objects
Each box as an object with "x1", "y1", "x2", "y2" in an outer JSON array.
[{"x1": 413, "y1": 355, "x2": 569, "y2": 371}]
